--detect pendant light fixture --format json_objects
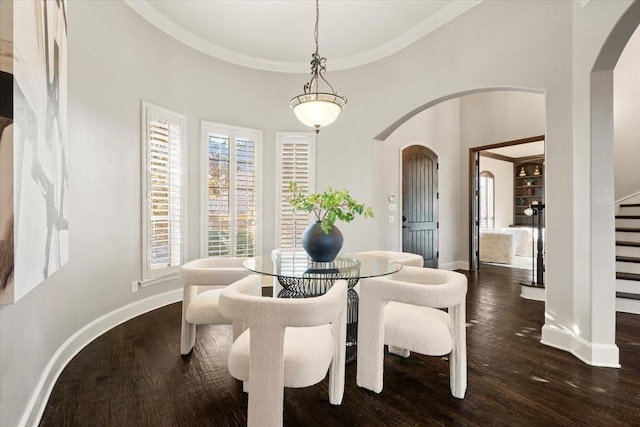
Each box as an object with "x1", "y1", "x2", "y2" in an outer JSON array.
[{"x1": 290, "y1": 0, "x2": 347, "y2": 133}]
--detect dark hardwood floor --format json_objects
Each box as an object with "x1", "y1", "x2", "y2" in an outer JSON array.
[{"x1": 40, "y1": 265, "x2": 640, "y2": 426}]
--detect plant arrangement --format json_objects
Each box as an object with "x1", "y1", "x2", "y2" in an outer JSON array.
[
  {"x1": 524, "y1": 178, "x2": 535, "y2": 186},
  {"x1": 287, "y1": 181, "x2": 374, "y2": 234}
]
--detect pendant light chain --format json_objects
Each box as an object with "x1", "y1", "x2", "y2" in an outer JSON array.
[
  {"x1": 309, "y1": 0, "x2": 329, "y2": 95},
  {"x1": 314, "y1": 0, "x2": 320, "y2": 58},
  {"x1": 289, "y1": 0, "x2": 347, "y2": 132}
]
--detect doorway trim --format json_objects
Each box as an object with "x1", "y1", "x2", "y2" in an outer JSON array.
[{"x1": 468, "y1": 135, "x2": 545, "y2": 271}]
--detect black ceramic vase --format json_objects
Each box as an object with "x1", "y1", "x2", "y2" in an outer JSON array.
[{"x1": 301, "y1": 222, "x2": 344, "y2": 262}]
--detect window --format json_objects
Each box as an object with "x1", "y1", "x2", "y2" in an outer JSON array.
[
  {"x1": 479, "y1": 171, "x2": 495, "y2": 231},
  {"x1": 201, "y1": 122, "x2": 262, "y2": 257},
  {"x1": 275, "y1": 132, "x2": 315, "y2": 248},
  {"x1": 141, "y1": 101, "x2": 186, "y2": 282}
]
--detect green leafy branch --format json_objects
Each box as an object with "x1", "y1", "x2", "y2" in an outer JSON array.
[{"x1": 287, "y1": 181, "x2": 374, "y2": 234}]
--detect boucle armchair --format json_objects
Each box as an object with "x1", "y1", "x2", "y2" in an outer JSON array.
[
  {"x1": 180, "y1": 257, "x2": 253, "y2": 355},
  {"x1": 356, "y1": 266, "x2": 468, "y2": 398},
  {"x1": 350, "y1": 251, "x2": 423, "y2": 296},
  {"x1": 352, "y1": 250, "x2": 424, "y2": 267},
  {"x1": 219, "y1": 277, "x2": 348, "y2": 427}
]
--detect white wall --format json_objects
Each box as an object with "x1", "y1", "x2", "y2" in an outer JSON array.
[
  {"x1": 479, "y1": 156, "x2": 514, "y2": 230},
  {"x1": 460, "y1": 91, "x2": 546, "y2": 148},
  {"x1": 1, "y1": 1, "x2": 637, "y2": 425},
  {"x1": 614, "y1": 25, "x2": 640, "y2": 201},
  {"x1": 557, "y1": 0, "x2": 639, "y2": 367}
]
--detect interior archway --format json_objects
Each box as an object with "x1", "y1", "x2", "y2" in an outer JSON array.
[
  {"x1": 587, "y1": 0, "x2": 640, "y2": 354},
  {"x1": 375, "y1": 87, "x2": 544, "y2": 142},
  {"x1": 375, "y1": 89, "x2": 545, "y2": 270}
]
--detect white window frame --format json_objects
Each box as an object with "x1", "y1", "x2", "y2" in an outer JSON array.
[
  {"x1": 140, "y1": 101, "x2": 187, "y2": 284},
  {"x1": 275, "y1": 132, "x2": 316, "y2": 248},
  {"x1": 200, "y1": 121, "x2": 263, "y2": 258}
]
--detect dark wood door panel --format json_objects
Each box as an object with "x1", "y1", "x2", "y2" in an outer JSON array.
[{"x1": 402, "y1": 145, "x2": 438, "y2": 268}]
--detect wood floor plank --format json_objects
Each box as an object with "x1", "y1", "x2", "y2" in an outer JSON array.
[{"x1": 39, "y1": 264, "x2": 640, "y2": 426}]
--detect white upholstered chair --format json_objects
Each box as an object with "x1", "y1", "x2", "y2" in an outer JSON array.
[
  {"x1": 352, "y1": 250, "x2": 424, "y2": 267},
  {"x1": 350, "y1": 251, "x2": 423, "y2": 296},
  {"x1": 356, "y1": 266, "x2": 468, "y2": 398},
  {"x1": 180, "y1": 257, "x2": 253, "y2": 355},
  {"x1": 219, "y1": 277, "x2": 348, "y2": 427}
]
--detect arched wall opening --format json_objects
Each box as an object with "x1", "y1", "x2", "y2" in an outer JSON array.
[
  {"x1": 536, "y1": 0, "x2": 639, "y2": 369},
  {"x1": 613, "y1": 25, "x2": 640, "y2": 202},
  {"x1": 375, "y1": 87, "x2": 544, "y2": 142},
  {"x1": 586, "y1": 0, "x2": 640, "y2": 354},
  {"x1": 372, "y1": 88, "x2": 545, "y2": 273}
]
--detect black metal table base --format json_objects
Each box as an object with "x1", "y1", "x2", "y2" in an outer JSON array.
[{"x1": 276, "y1": 262, "x2": 361, "y2": 363}]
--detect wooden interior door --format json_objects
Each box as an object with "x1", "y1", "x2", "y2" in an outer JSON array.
[{"x1": 402, "y1": 145, "x2": 438, "y2": 268}]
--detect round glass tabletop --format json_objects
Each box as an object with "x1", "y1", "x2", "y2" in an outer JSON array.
[{"x1": 243, "y1": 249, "x2": 402, "y2": 279}]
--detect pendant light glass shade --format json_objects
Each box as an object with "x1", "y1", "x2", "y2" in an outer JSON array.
[
  {"x1": 290, "y1": 93, "x2": 347, "y2": 130},
  {"x1": 290, "y1": 0, "x2": 346, "y2": 132}
]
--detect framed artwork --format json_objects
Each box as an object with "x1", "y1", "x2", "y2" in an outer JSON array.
[
  {"x1": 0, "y1": 0, "x2": 14, "y2": 303},
  {"x1": 1, "y1": 0, "x2": 69, "y2": 305}
]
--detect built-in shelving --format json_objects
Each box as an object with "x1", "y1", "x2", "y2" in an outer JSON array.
[{"x1": 513, "y1": 157, "x2": 544, "y2": 226}]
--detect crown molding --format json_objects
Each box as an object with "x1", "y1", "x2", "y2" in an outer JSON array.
[
  {"x1": 125, "y1": 0, "x2": 482, "y2": 73},
  {"x1": 332, "y1": 0, "x2": 482, "y2": 71},
  {"x1": 124, "y1": 0, "x2": 297, "y2": 72}
]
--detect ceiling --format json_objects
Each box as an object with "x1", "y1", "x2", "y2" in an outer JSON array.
[
  {"x1": 125, "y1": 0, "x2": 481, "y2": 73},
  {"x1": 124, "y1": 1, "x2": 545, "y2": 154}
]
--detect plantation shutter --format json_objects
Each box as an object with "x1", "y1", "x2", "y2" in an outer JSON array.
[
  {"x1": 207, "y1": 133, "x2": 231, "y2": 256},
  {"x1": 203, "y1": 122, "x2": 261, "y2": 258},
  {"x1": 235, "y1": 136, "x2": 257, "y2": 256},
  {"x1": 142, "y1": 102, "x2": 185, "y2": 281},
  {"x1": 276, "y1": 133, "x2": 315, "y2": 248},
  {"x1": 479, "y1": 171, "x2": 494, "y2": 231}
]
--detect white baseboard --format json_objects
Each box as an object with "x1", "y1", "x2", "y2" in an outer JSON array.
[
  {"x1": 441, "y1": 261, "x2": 469, "y2": 271},
  {"x1": 541, "y1": 324, "x2": 620, "y2": 368},
  {"x1": 22, "y1": 289, "x2": 183, "y2": 427},
  {"x1": 520, "y1": 285, "x2": 545, "y2": 301}
]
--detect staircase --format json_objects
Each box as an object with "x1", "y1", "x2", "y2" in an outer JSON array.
[{"x1": 616, "y1": 202, "x2": 640, "y2": 314}]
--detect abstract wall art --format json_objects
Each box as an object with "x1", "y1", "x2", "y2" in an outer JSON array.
[
  {"x1": 0, "y1": 0, "x2": 15, "y2": 304},
  {"x1": 1, "y1": 0, "x2": 69, "y2": 305}
]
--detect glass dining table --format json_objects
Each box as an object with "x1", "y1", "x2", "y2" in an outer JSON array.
[{"x1": 244, "y1": 249, "x2": 402, "y2": 362}]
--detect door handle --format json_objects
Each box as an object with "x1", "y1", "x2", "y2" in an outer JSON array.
[
  {"x1": 402, "y1": 216, "x2": 407, "y2": 222},
  {"x1": 402, "y1": 225, "x2": 409, "y2": 229}
]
